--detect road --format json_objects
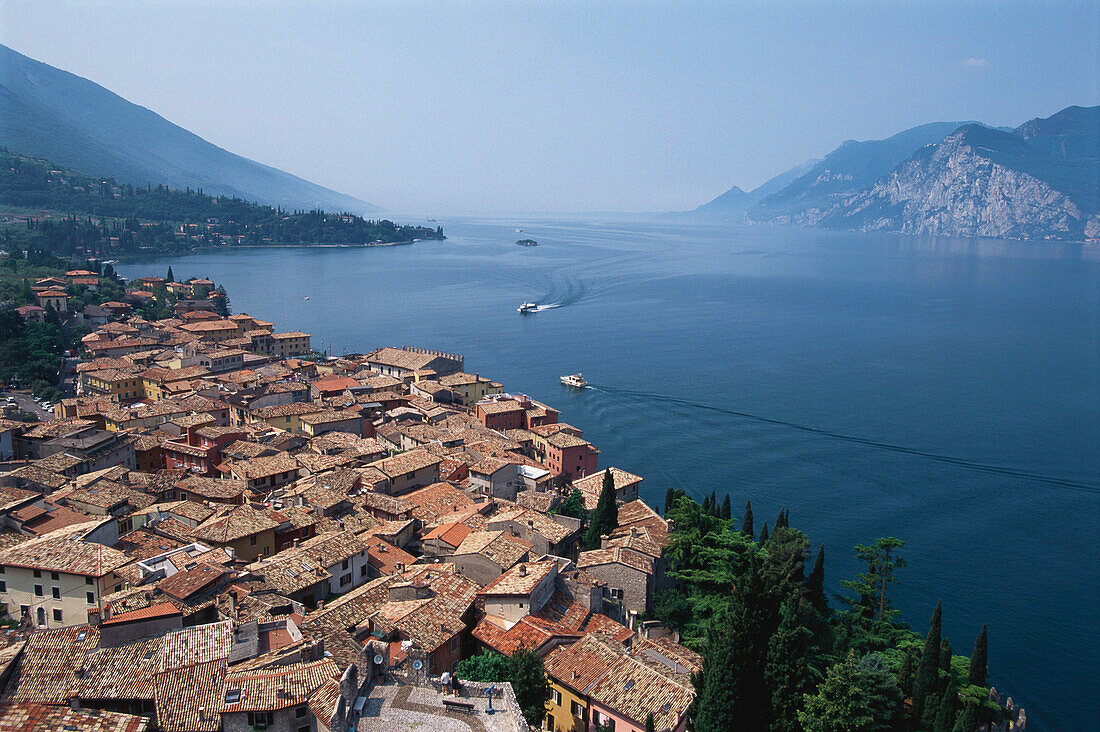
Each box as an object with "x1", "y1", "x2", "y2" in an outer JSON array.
[{"x1": 3, "y1": 390, "x2": 55, "y2": 420}]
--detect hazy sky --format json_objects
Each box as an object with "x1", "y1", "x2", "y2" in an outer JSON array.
[{"x1": 2, "y1": 1, "x2": 1098, "y2": 213}]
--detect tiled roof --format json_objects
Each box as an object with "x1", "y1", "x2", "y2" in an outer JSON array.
[
  {"x1": 192, "y1": 505, "x2": 279, "y2": 543},
  {"x1": 573, "y1": 467, "x2": 643, "y2": 509},
  {"x1": 452, "y1": 530, "x2": 532, "y2": 570},
  {"x1": 588, "y1": 641, "x2": 695, "y2": 730},
  {"x1": 402, "y1": 482, "x2": 474, "y2": 522},
  {"x1": 0, "y1": 523, "x2": 129, "y2": 576},
  {"x1": 222, "y1": 454, "x2": 299, "y2": 480},
  {"x1": 576, "y1": 546, "x2": 654, "y2": 575},
  {"x1": 2, "y1": 624, "x2": 100, "y2": 704},
  {"x1": 368, "y1": 449, "x2": 442, "y2": 478},
  {"x1": 0, "y1": 703, "x2": 149, "y2": 732},
  {"x1": 420, "y1": 521, "x2": 472, "y2": 548},
  {"x1": 478, "y1": 559, "x2": 557, "y2": 597},
  {"x1": 221, "y1": 658, "x2": 338, "y2": 712},
  {"x1": 363, "y1": 535, "x2": 415, "y2": 575},
  {"x1": 488, "y1": 506, "x2": 575, "y2": 544},
  {"x1": 153, "y1": 659, "x2": 225, "y2": 732},
  {"x1": 156, "y1": 563, "x2": 225, "y2": 600},
  {"x1": 100, "y1": 602, "x2": 181, "y2": 626}
]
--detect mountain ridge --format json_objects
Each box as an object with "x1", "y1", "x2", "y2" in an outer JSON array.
[{"x1": 0, "y1": 44, "x2": 379, "y2": 214}]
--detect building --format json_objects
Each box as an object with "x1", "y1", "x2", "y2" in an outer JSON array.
[
  {"x1": 363, "y1": 347, "x2": 464, "y2": 380},
  {"x1": 0, "y1": 521, "x2": 130, "y2": 629},
  {"x1": 572, "y1": 468, "x2": 643, "y2": 511},
  {"x1": 35, "y1": 289, "x2": 69, "y2": 313},
  {"x1": 365, "y1": 450, "x2": 443, "y2": 495}
]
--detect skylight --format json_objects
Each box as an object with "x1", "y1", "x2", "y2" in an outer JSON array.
[{"x1": 225, "y1": 689, "x2": 242, "y2": 704}]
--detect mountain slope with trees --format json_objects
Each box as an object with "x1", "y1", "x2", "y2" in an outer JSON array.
[{"x1": 0, "y1": 44, "x2": 378, "y2": 214}]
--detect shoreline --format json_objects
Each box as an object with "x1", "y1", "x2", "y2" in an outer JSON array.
[{"x1": 108, "y1": 236, "x2": 446, "y2": 261}]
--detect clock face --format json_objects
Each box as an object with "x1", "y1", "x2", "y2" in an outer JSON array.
[
  {"x1": 412, "y1": 660, "x2": 423, "y2": 670},
  {"x1": 373, "y1": 655, "x2": 384, "y2": 665}
]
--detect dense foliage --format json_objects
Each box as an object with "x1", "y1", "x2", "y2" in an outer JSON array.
[
  {"x1": 653, "y1": 490, "x2": 1006, "y2": 732},
  {"x1": 0, "y1": 150, "x2": 445, "y2": 257},
  {"x1": 455, "y1": 646, "x2": 547, "y2": 726}
]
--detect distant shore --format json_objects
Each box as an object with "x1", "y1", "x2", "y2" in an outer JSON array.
[{"x1": 111, "y1": 236, "x2": 445, "y2": 261}]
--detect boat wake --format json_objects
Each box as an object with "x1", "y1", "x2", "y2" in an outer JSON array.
[{"x1": 585, "y1": 384, "x2": 1100, "y2": 493}]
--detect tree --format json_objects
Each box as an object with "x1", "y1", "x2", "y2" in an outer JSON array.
[
  {"x1": 775, "y1": 507, "x2": 789, "y2": 530},
  {"x1": 759, "y1": 522, "x2": 769, "y2": 543},
  {"x1": 559, "y1": 487, "x2": 586, "y2": 519},
  {"x1": 933, "y1": 681, "x2": 959, "y2": 732},
  {"x1": 798, "y1": 652, "x2": 875, "y2": 732},
  {"x1": 968, "y1": 625, "x2": 987, "y2": 687},
  {"x1": 806, "y1": 544, "x2": 828, "y2": 614},
  {"x1": 912, "y1": 602, "x2": 943, "y2": 723},
  {"x1": 455, "y1": 651, "x2": 510, "y2": 681},
  {"x1": 742, "y1": 500, "x2": 754, "y2": 538},
  {"x1": 645, "y1": 712, "x2": 655, "y2": 732},
  {"x1": 938, "y1": 638, "x2": 953, "y2": 691},
  {"x1": 584, "y1": 470, "x2": 618, "y2": 548},
  {"x1": 166, "y1": 265, "x2": 174, "y2": 282},
  {"x1": 951, "y1": 700, "x2": 979, "y2": 732},
  {"x1": 212, "y1": 285, "x2": 230, "y2": 316},
  {"x1": 765, "y1": 596, "x2": 814, "y2": 732},
  {"x1": 720, "y1": 495, "x2": 731, "y2": 521},
  {"x1": 841, "y1": 537, "x2": 906, "y2": 623},
  {"x1": 689, "y1": 621, "x2": 739, "y2": 731},
  {"x1": 508, "y1": 646, "x2": 548, "y2": 727},
  {"x1": 857, "y1": 653, "x2": 904, "y2": 731},
  {"x1": 665, "y1": 487, "x2": 677, "y2": 515}
]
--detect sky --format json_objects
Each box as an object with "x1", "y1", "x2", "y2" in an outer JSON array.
[{"x1": 1, "y1": 1, "x2": 1098, "y2": 214}]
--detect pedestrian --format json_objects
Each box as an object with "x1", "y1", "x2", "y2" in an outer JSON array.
[
  {"x1": 440, "y1": 669, "x2": 451, "y2": 695},
  {"x1": 451, "y1": 671, "x2": 461, "y2": 697}
]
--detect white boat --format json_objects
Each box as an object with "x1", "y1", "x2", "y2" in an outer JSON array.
[
  {"x1": 304, "y1": 296, "x2": 310, "y2": 300},
  {"x1": 560, "y1": 373, "x2": 588, "y2": 388},
  {"x1": 518, "y1": 301, "x2": 538, "y2": 313}
]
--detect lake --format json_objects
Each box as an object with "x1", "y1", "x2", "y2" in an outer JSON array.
[{"x1": 118, "y1": 217, "x2": 1100, "y2": 729}]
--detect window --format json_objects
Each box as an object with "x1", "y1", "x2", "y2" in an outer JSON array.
[
  {"x1": 571, "y1": 700, "x2": 585, "y2": 718},
  {"x1": 246, "y1": 712, "x2": 273, "y2": 726},
  {"x1": 87, "y1": 592, "x2": 95, "y2": 604},
  {"x1": 250, "y1": 536, "x2": 258, "y2": 546},
  {"x1": 50, "y1": 572, "x2": 59, "y2": 580},
  {"x1": 85, "y1": 576, "x2": 93, "y2": 585},
  {"x1": 32, "y1": 570, "x2": 41, "y2": 578},
  {"x1": 340, "y1": 573, "x2": 352, "y2": 586},
  {"x1": 296, "y1": 706, "x2": 308, "y2": 718},
  {"x1": 549, "y1": 688, "x2": 561, "y2": 704},
  {"x1": 52, "y1": 587, "x2": 60, "y2": 599},
  {"x1": 360, "y1": 565, "x2": 367, "y2": 577},
  {"x1": 0, "y1": 581, "x2": 5, "y2": 593},
  {"x1": 52, "y1": 609, "x2": 62, "y2": 622},
  {"x1": 34, "y1": 585, "x2": 43, "y2": 597},
  {"x1": 342, "y1": 559, "x2": 349, "y2": 570},
  {"x1": 450, "y1": 636, "x2": 459, "y2": 653}
]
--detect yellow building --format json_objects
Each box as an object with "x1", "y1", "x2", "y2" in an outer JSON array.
[
  {"x1": 544, "y1": 673, "x2": 590, "y2": 732},
  {"x1": 437, "y1": 372, "x2": 503, "y2": 407},
  {"x1": 83, "y1": 368, "x2": 145, "y2": 402},
  {"x1": 249, "y1": 402, "x2": 326, "y2": 433}
]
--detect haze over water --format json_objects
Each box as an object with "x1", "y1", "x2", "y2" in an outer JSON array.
[{"x1": 118, "y1": 219, "x2": 1100, "y2": 729}]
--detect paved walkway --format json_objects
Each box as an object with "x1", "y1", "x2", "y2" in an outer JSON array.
[{"x1": 357, "y1": 681, "x2": 513, "y2": 732}]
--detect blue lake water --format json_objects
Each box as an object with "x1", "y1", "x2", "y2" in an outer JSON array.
[{"x1": 118, "y1": 217, "x2": 1100, "y2": 729}]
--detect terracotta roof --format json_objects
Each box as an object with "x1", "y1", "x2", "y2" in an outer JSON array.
[
  {"x1": 573, "y1": 467, "x2": 643, "y2": 509},
  {"x1": 478, "y1": 559, "x2": 557, "y2": 597},
  {"x1": 156, "y1": 562, "x2": 225, "y2": 600},
  {"x1": 368, "y1": 449, "x2": 442, "y2": 478},
  {"x1": 452, "y1": 530, "x2": 532, "y2": 570},
  {"x1": 0, "y1": 703, "x2": 149, "y2": 732},
  {"x1": 221, "y1": 658, "x2": 338, "y2": 712},
  {"x1": 192, "y1": 505, "x2": 279, "y2": 543},
  {"x1": 402, "y1": 482, "x2": 474, "y2": 522},
  {"x1": 363, "y1": 535, "x2": 416, "y2": 575},
  {"x1": 420, "y1": 521, "x2": 472, "y2": 548},
  {"x1": 0, "y1": 523, "x2": 129, "y2": 576},
  {"x1": 577, "y1": 546, "x2": 654, "y2": 575},
  {"x1": 153, "y1": 659, "x2": 224, "y2": 732},
  {"x1": 100, "y1": 602, "x2": 181, "y2": 626}
]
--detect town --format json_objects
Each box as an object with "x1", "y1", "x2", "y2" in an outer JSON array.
[{"x1": 0, "y1": 268, "x2": 696, "y2": 732}]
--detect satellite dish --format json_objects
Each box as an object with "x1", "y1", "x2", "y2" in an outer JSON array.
[
  {"x1": 373, "y1": 654, "x2": 384, "y2": 665},
  {"x1": 412, "y1": 660, "x2": 423, "y2": 671}
]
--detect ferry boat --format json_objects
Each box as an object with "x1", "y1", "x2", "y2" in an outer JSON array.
[
  {"x1": 560, "y1": 373, "x2": 588, "y2": 388},
  {"x1": 518, "y1": 302, "x2": 538, "y2": 313}
]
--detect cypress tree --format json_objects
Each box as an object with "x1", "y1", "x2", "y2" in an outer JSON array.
[
  {"x1": 758, "y1": 522, "x2": 769, "y2": 543},
  {"x1": 913, "y1": 602, "x2": 943, "y2": 723},
  {"x1": 584, "y1": 470, "x2": 618, "y2": 549},
  {"x1": 897, "y1": 647, "x2": 915, "y2": 697},
  {"x1": 645, "y1": 712, "x2": 655, "y2": 732},
  {"x1": 951, "y1": 700, "x2": 979, "y2": 732},
  {"x1": 166, "y1": 265, "x2": 174, "y2": 282},
  {"x1": 702, "y1": 493, "x2": 712, "y2": 515},
  {"x1": 709, "y1": 490, "x2": 717, "y2": 516},
  {"x1": 806, "y1": 544, "x2": 827, "y2": 613},
  {"x1": 665, "y1": 487, "x2": 676, "y2": 515},
  {"x1": 742, "y1": 500, "x2": 754, "y2": 538},
  {"x1": 968, "y1": 625, "x2": 987, "y2": 687},
  {"x1": 938, "y1": 638, "x2": 953, "y2": 692},
  {"x1": 690, "y1": 622, "x2": 738, "y2": 731},
  {"x1": 933, "y1": 681, "x2": 958, "y2": 732},
  {"x1": 765, "y1": 597, "x2": 814, "y2": 732},
  {"x1": 720, "y1": 495, "x2": 732, "y2": 521},
  {"x1": 775, "y1": 507, "x2": 789, "y2": 529}
]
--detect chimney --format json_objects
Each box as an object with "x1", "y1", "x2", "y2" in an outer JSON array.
[
  {"x1": 600, "y1": 534, "x2": 610, "y2": 549},
  {"x1": 395, "y1": 562, "x2": 405, "y2": 573},
  {"x1": 198, "y1": 706, "x2": 205, "y2": 720},
  {"x1": 518, "y1": 564, "x2": 527, "y2": 576},
  {"x1": 630, "y1": 527, "x2": 638, "y2": 538},
  {"x1": 69, "y1": 698, "x2": 80, "y2": 711}
]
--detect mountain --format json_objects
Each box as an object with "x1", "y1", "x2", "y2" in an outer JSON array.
[
  {"x1": 821, "y1": 106, "x2": 1100, "y2": 239},
  {"x1": 0, "y1": 44, "x2": 378, "y2": 214},
  {"x1": 694, "y1": 159, "x2": 818, "y2": 218},
  {"x1": 746, "y1": 121, "x2": 972, "y2": 226}
]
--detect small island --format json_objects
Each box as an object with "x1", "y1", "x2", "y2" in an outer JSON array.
[{"x1": 516, "y1": 238, "x2": 538, "y2": 246}]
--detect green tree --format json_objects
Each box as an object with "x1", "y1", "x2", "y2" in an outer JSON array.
[
  {"x1": 841, "y1": 537, "x2": 906, "y2": 623},
  {"x1": 798, "y1": 652, "x2": 875, "y2": 732},
  {"x1": 968, "y1": 625, "x2": 987, "y2": 687},
  {"x1": 720, "y1": 495, "x2": 731, "y2": 521},
  {"x1": 689, "y1": 621, "x2": 739, "y2": 731},
  {"x1": 742, "y1": 500, "x2": 754, "y2": 538},
  {"x1": 950, "y1": 700, "x2": 979, "y2": 732},
  {"x1": 508, "y1": 646, "x2": 548, "y2": 727},
  {"x1": 584, "y1": 470, "x2": 618, "y2": 548},
  {"x1": 912, "y1": 602, "x2": 943, "y2": 723},
  {"x1": 765, "y1": 596, "x2": 814, "y2": 732},
  {"x1": 455, "y1": 651, "x2": 510, "y2": 681},
  {"x1": 759, "y1": 522, "x2": 769, "y2": 543},
  {"x1": 645, "y1": 712, "x2": 655, "y2": 732},
  {"x1": 166, "y1": 265, "x2": 174, "y2": 282},
  {"x1": 938, "y1": 638, "x2": 953, "y2": 692},
  {"x1": 857, "y1": 653, "x2": 904, "y2": 731},
  {"x1": 806, "y1": 544, "x2": 828, "y2": 614},
  {"x1": 559, "y1": 487, "x2": 587, "y2": 519},
  {"x1": 665, "y1": 487, "x2": 677, "y2": 515},
  {"x1": 933, "y1": 681, "x2": 959, "y2": 732}
]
